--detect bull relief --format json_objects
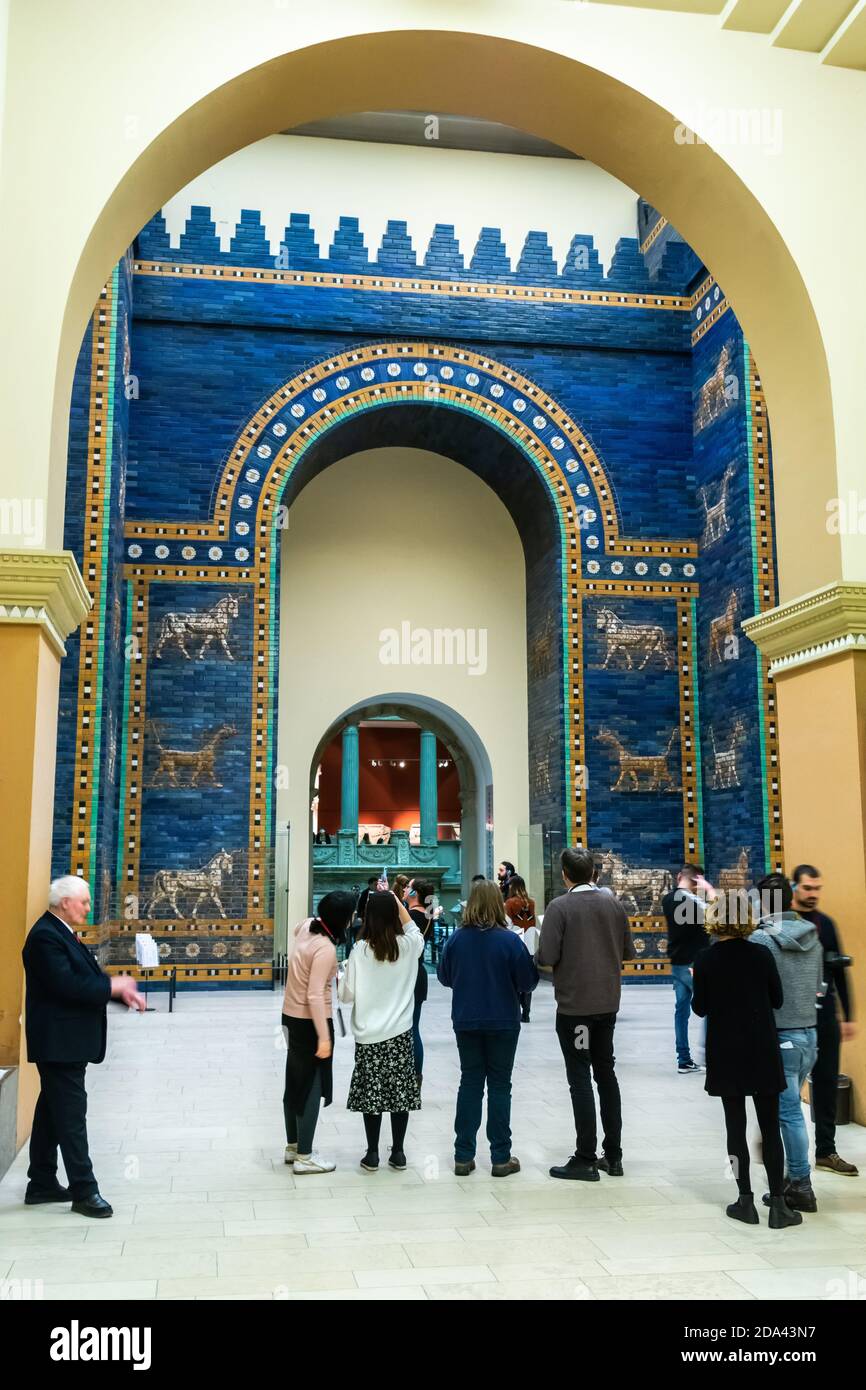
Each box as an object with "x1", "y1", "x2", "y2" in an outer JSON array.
[
  {"x1": 595, "y1": 607, "x2": 674, "y2": 670},
  {"x1": 146, "y1": 848, "x2": 236, "y2": 919},
  {"x1": 154, "y1": 594, "x2": 241, "y2": 660}
]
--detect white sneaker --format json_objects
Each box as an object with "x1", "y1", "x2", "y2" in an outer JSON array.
[
  {"x1": 284, "y1": 1143, "x2": 298, "y2": 1164},
  {"x1": 293, "y1": 1153, "x2": 336, "y2": 1175}
]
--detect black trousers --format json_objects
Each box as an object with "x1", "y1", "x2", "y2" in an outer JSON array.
[
  {"x1": 721, "y1": 1094, "x2": 784, "y2": 1198},
  {"x1": 555, "y1": 1011, "x2": 622, "y2": 1164},
  {"x1": 27, "y1": 1062, "x2": 98, "y2": 1199},
  {"x1": 812, "y1": 1007, "x2": 841, "y2": 1159}
]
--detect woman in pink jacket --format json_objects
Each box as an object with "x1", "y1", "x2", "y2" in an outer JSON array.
[{"x1": 282, "y1": 891, "x2": 355, "y2": 1175}]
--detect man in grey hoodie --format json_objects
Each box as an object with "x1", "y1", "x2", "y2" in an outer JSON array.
[{"x1": 750, "y1": 873, "x2": 823, "y2": 1212}]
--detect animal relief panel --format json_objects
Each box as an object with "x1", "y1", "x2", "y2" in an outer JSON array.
[{"x1": 134, "y1": 581, "x2": 254, "y2": 945}]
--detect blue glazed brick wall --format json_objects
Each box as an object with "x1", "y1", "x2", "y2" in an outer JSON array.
[
  {"x1": 692, "y1": 313, "x2": 769, "y2": 883},
  {"x1": 584, "y1": 595, "x2": 682, "y2": 873},
  {"x1": 56, "y1": 202, "x2": 780, "y2": 982},
  {"x1": 139, "y1": 581, "x2": 253, "y2": 915}
]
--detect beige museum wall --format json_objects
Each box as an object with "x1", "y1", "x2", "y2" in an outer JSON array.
[
  {"x1": 774, "y1": 651, "x2": 866, "y2": 1109},
  {"x1": 277, "y1": 448, "x2": 529, "y2": 931},
  {"x1": 161, "y1": 132, "x2": 639, "y2": 273},
  {"x1": 0, "y1": 0, "x2": 864, "y2": 600}
]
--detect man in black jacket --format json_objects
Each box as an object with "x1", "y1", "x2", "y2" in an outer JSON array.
[
  {"x1": 663, "y1": 865, "x2": 711, "y2": 1075},
  {"x1": 22, "y1": 875, "x2": 145, "y2": 1217},
  {"x1": 792, "y1": 864, "x2": 859, "y2": 1176}
]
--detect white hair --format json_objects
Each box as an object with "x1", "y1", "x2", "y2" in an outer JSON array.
[{"x1": 48, "y1": 875, "x2": 91, "y2": 907}]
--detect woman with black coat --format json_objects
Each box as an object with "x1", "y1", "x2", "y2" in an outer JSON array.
[
  {"x1": 692, "y1": 906, "x2": 802, "y2": 1228},
  {"x1": 404, "y1": 877, "x2": 436, "y2": 1087}
]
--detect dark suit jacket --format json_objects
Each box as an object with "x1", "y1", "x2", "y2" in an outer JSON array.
[{"x1": 22, "y1": 912, "x2": 112, "y2": 1064}]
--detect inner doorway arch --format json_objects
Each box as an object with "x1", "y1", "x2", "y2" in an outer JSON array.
[{"x1": 303, "y1": 693, "x2": 495, "y2": 932}]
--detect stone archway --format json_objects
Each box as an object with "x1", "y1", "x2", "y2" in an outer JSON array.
[
  {"x1": 36, "y1": 27, "x2": 837, "y2": 599},
  {"x1": 303, "y1": 692, "x2": 495, "y2": 933}
]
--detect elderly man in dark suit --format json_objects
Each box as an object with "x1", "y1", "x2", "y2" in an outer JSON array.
[{"x1": 22, "y1": 875, "x2": 145, "y2": 1217}]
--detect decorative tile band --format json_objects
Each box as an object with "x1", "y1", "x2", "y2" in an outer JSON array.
[
  {"x1": 133, "y1": 258, "x2": 690, "y2": 312},
  {"x1": 743, "y1": 345, "x2": 784, "y2": 872},
  {"x1": 71, "y1": 273, "x2": 118, "y2": 916},
  {"x1": 677, "y1": 597, "x2": 702, "y2": 864},
  {"x1": 640, "y1": 216, "x2": 670, "y2": 255}
]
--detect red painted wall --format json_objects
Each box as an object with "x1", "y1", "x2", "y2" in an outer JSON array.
[{"x1": 316, "y1": 727, "x2": 459, "y2": 833}]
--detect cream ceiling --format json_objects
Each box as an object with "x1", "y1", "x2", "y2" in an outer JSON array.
[{"x1": 585, "y1": 0, "x2": 866, "y2": 69}]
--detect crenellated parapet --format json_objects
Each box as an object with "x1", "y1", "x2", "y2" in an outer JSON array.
[
  {"x1": 136, "y1": 204, "x2": 705, "y2": 296},
  {"x1": 638, "y1": 197, "x2": 704, "y2": 288}
]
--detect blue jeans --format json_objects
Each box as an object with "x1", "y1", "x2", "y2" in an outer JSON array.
[
  {"x1": 671, "y1": 965, "x2": 694, "y2": 1064},
  {"x1": 777, "y1": 1027, "x2": 818, "y2": 1180},
  {"x1": 454, "y1": 1029, "x2": 520, "y2": 1164}
]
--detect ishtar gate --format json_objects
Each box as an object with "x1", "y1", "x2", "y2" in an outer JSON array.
[{"x1": 0, "y1": 0, "x2": 865, "y2": 1319}]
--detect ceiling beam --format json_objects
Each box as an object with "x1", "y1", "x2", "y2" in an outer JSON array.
[
  {"x1": 773, "y1": 0, "x2": 859, "y2": 53},
  {"x1": 722, "y1": 0, "x2": 792, "y2": 31},
  {"x1": 821, "y1": 0, "x2": 866, "y2": 67}
]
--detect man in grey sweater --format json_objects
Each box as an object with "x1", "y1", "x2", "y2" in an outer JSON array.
[
  {"x1": 750, "y1": 873, "x2": 823, "y2": 1212},
  {"x1": 537, "y1": 846, "x2": 635, "y2": 1181}
]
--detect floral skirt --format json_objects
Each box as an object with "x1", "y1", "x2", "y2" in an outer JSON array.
[{"x1": 347, "y1": 1029, "x2": 422, "y2": 1113}]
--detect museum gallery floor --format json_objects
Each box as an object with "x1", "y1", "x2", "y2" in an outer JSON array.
[{"x1": 1, "y1": 981, "x2": 864, "y2": 1301}]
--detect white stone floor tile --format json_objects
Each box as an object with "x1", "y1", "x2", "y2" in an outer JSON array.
[
  {"x1": 355, "y1": 1264, "x2": 496, "y2": 1287},
  {"x1": 595, "y1": 1252, "x2": 774, "y2": 1276},
  {"x1": 727, "y1": 1265, "x2": 861, "y2": 1298},
  {"x1": 403, "y1": 1235, "x2": 602, "y2": 1267},
  {"x1": 584, "y1": 1272, "x2": 756, "y2": 1300},
  {"x1": 426, "y1": 1279, "x2": 595, "y2": 1300},
  {"x1": 9, "y1": 1251, "x2": 217, "y2": 1283},
  {"x1": 40, "y1": 1280, "x2": 159, "y2": 1300},
  {"x1": 2, "y1": 979, "x2": 863, "y2": 1301},
  {"x1": 223, "y1": 1216, "x2": 361, "y2": 1237},
  {"x1": 217, "y1": 1244, "x2": 411, "y2": 1276},
  {"x1": 159, "y1": 1271, "x2": 358, "y2": 1297},
  {"x1": 756, "y1": 1245, "x2": 866, "y2": 1269},
  {"x1": 305, "y1": 1227, "x2": 464, "y2": 1247},
  {"x1": 278, "y1": 1285, "x2": 430, "y2": 1301}
]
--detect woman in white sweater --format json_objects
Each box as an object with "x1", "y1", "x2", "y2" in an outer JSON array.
[{"x1": 339, "y1": 890, "x2": 425, "y2": 1171}]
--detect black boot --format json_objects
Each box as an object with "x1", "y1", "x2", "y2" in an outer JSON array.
[
  {"x1": 783, "y1": 1177, "x2": 817, "y2": 1212},
  {"x1": 726, "y1": 1193, "x2": 759, "y2": 1224},
  {"x1": 768, "y1": 1196, "x2": 803, "y2": 1229}
]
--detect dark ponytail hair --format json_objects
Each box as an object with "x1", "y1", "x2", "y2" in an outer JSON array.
[
  {"x1": 310, "y1": 890, "x2": 356, "y2": 944},
  {"x1": 362, "y1": 891, "x2": 402, "y2": 962}
]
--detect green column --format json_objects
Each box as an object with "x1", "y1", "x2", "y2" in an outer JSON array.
[
  {"x1": 340, "y1": 724, "x2": 359, "y2": 834},
  {"x1": 419, "y1": 729, "x2": 438, "y2": 845}
]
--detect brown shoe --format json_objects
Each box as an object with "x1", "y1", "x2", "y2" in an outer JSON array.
[
  {"x1": 491, "y1": 1157, "x2": 521, "y2": 1178},
  {"x1": 454, "y1": 1160, "x2": 475, "y2": 1176},
  {"x1": 816, "y1": 1153, "x2": 859, "y2": 1176}
]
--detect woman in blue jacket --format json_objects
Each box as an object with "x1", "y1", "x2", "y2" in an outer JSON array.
[{"x1": 437, "y1": 879, "x2": 538, "y2": 1177}]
